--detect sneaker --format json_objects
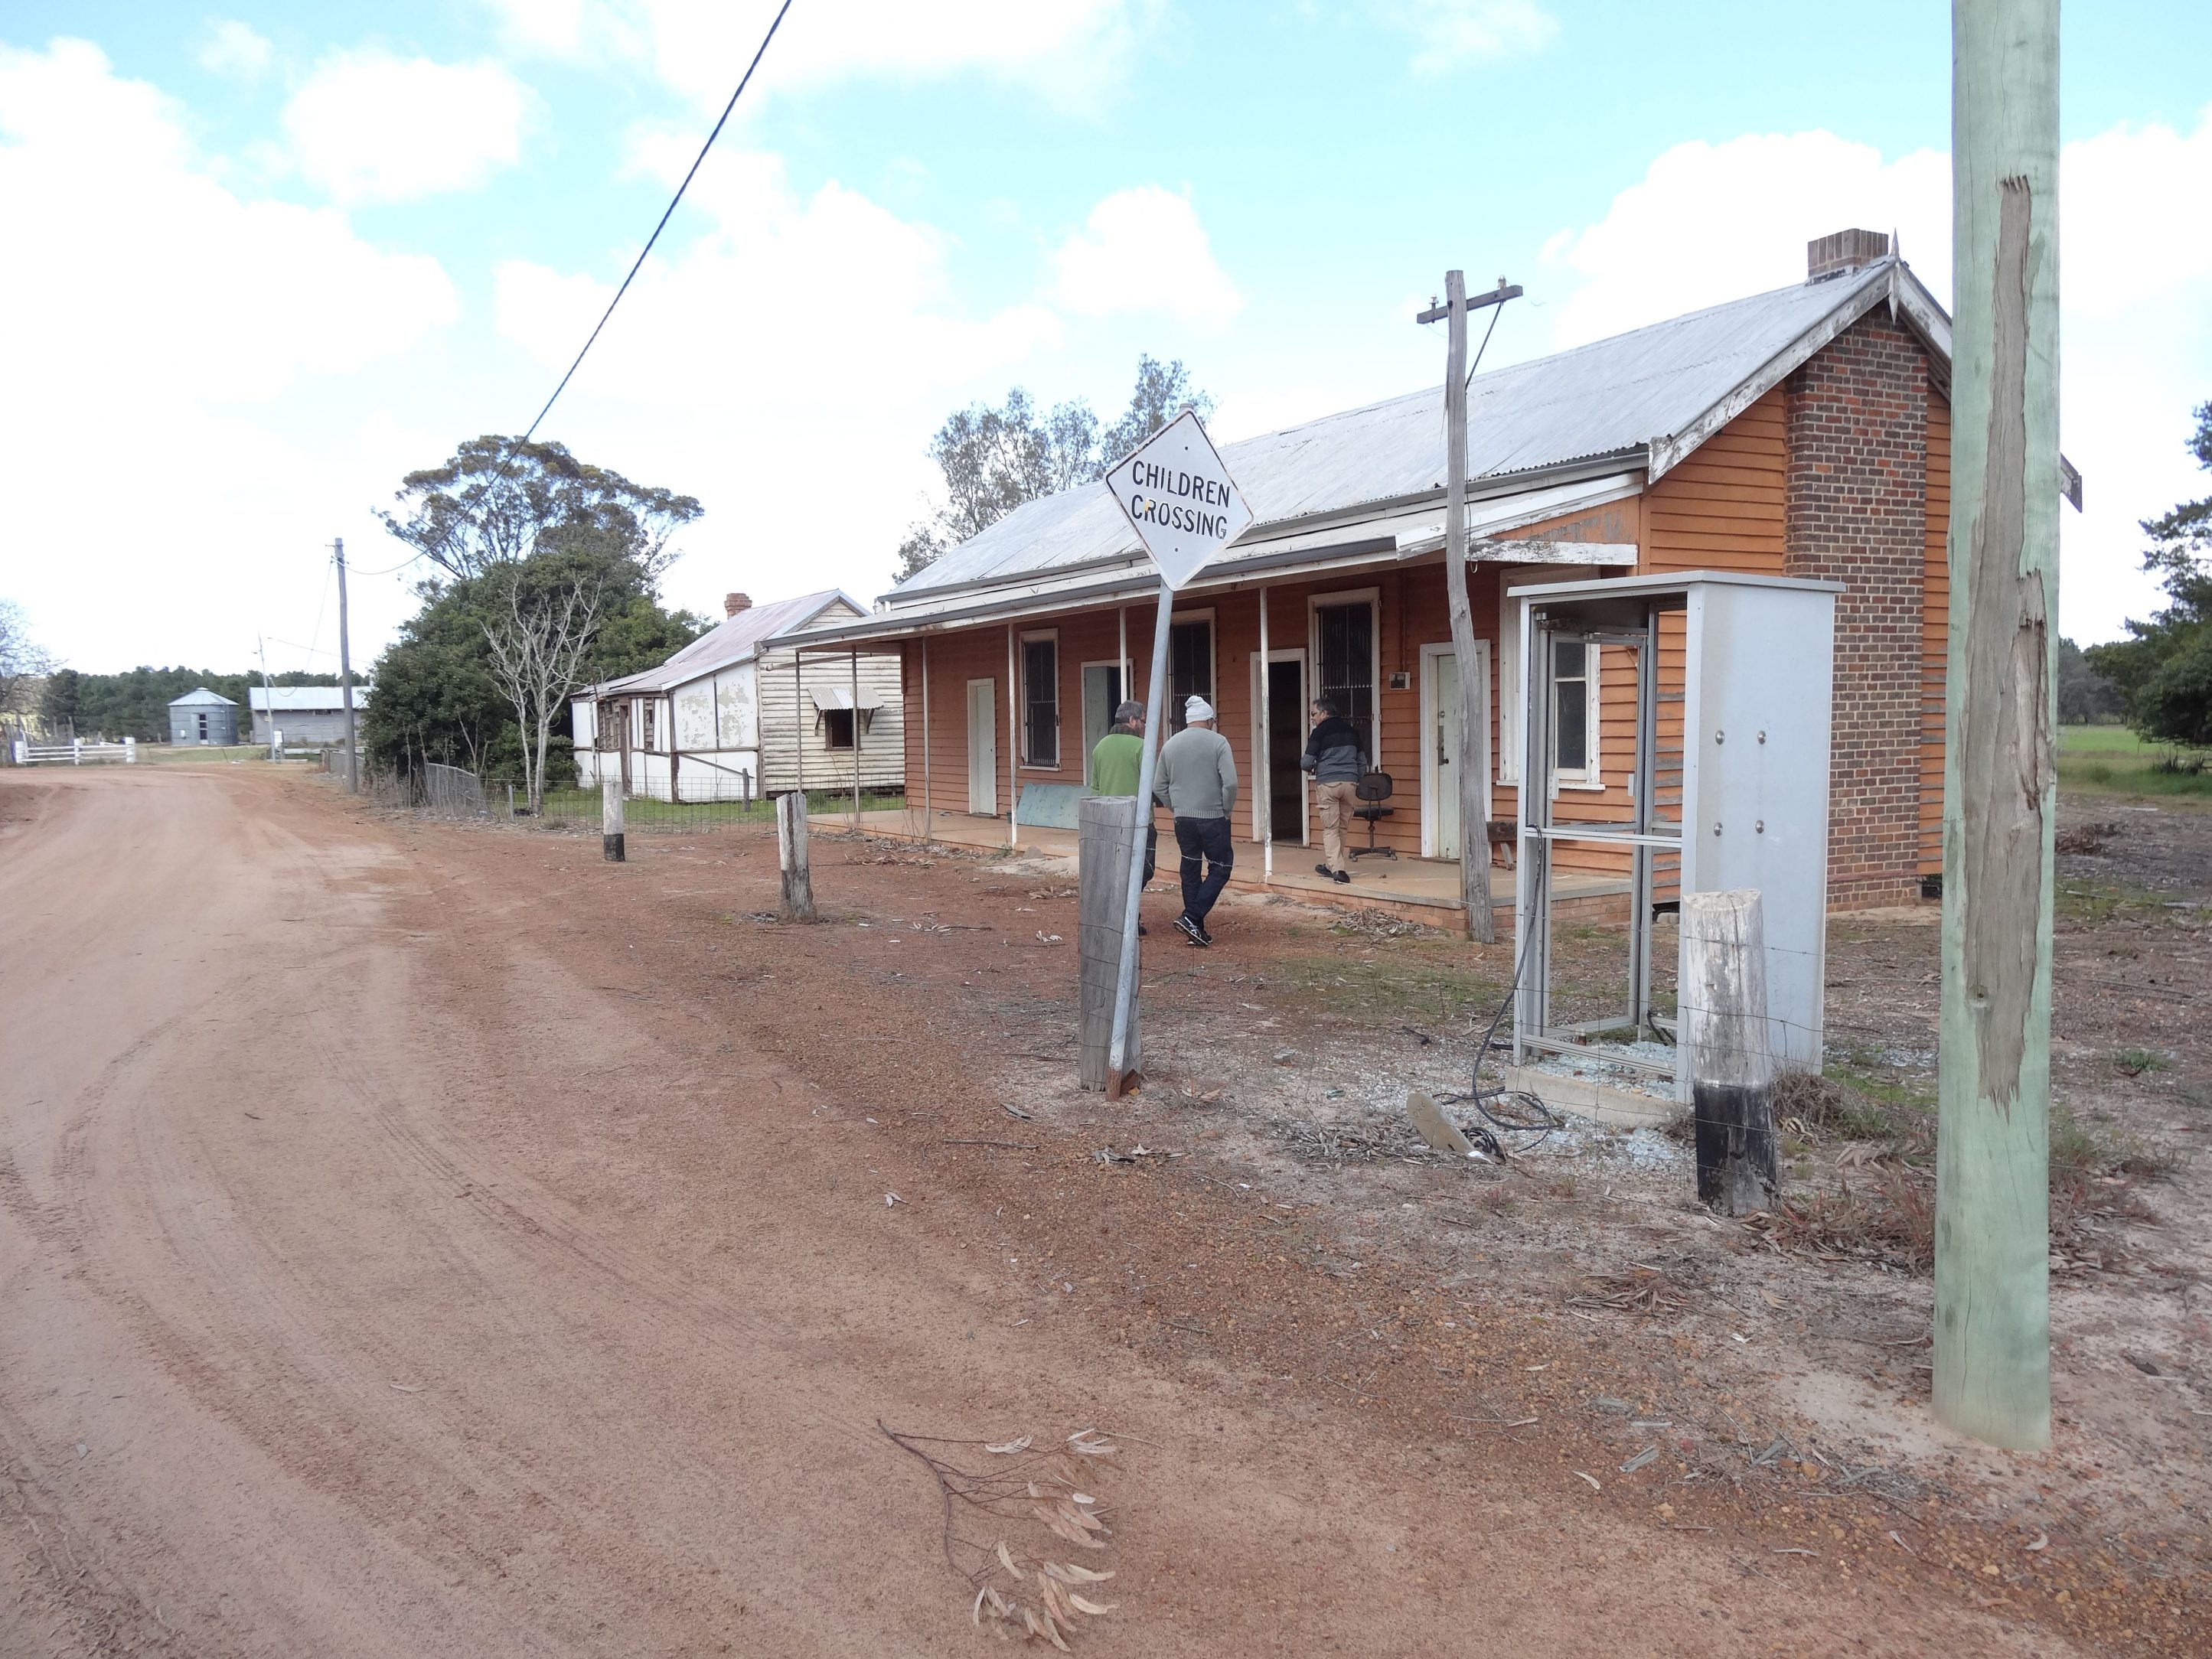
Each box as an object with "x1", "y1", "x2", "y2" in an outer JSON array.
[
  {"x1": 1333, "y1": 869, "x2": 1352, "y2": 885},
  {"x1": 1173, "y1": 914, "x2": 1208, "y2": 948},
  {"x1": 1196, "y1": 921, "x2": 1215, "y2": 946},
  {"x1": 1314, "y1": 862, "x2": 1334, "y2": 878}
]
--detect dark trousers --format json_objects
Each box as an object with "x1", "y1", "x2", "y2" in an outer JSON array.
[{"x1": 1174, "y1": 815, "x2": 1234, "y2": 925}]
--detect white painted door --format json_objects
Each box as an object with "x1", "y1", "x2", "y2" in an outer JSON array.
[
  {"x1": 1421, "y1": 642, "x2": 1491, "y2": 861},
  {"x1": 967, "y1": 678, "x2": 997, "y2": 816},
  {"x1": 1081, "y1": 663, "x2": 1122, "y2": 788}
]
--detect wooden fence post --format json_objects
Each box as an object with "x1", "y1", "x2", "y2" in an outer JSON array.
[
  {"x1": 777, "y1": 790, "x2": 814, "y2": 922},
  {"x1": 601, "y1": 771, "x2": 625, "y2": 862},
  {"x1": 1682, "y1": 888, "x2": 1777, "y2": 1215},
  {"x1": 1078, "y1": 795, "x2": 1140, "y2": 1089}
]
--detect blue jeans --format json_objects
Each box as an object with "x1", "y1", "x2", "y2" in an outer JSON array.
[{"x1": 1174, "y1": 815, "x2": 1234, "y2": 925}]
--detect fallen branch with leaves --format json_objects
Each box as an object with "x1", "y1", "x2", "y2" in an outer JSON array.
[{"x1": 881, "y1": 1423, "x2": 1125, "y2": 1647}]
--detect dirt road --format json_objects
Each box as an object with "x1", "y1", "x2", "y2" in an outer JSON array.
[{"x1": 0, "y1": 769, "x2": 2090, "y2": 1655}]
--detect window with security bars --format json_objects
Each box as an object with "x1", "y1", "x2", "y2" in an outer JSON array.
[
  {"x1": 1021, "y1": 637, "x2": 1058, "y2": 767},
  {"x1": 1315, "y1": 600, "x2": 1375, "y2": 756},
  {"x1": 1169, "y1": 620, "x2": 1212, "y2": 732}
]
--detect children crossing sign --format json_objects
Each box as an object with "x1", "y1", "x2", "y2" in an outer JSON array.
[{"x1": 1104, "y1": 409, "x2": 1254, "y2": 591}]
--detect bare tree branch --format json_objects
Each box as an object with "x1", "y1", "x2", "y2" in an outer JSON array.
[{"x1": 484, "y1": 577, "x2": 603, "y2": 811}]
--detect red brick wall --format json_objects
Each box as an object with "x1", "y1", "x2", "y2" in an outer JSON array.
[{"x1": 1783, "y1": 313, "x2": 1930, "y2": 910}]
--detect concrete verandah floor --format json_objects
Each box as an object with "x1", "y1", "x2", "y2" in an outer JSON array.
[{"x1": 821, "y1": 807, "x2": 1627, "y2": 926}]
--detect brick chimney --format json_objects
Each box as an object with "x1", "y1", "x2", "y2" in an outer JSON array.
[
  {"x1": 723, "y1": 592, "x2": 752, "y2": 618},
  {"x1": 1807, "y1": 228, "x2": 1890, "y2": 282}
]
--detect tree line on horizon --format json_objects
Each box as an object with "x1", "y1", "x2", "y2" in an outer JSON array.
[{"x1": 36, "y1": 665, "x2": 341, "y2": 742}]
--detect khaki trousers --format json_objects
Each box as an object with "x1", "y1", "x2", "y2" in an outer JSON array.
[{"x1": 1316, "y1": 779, "x2": 1360, "y2": 871}]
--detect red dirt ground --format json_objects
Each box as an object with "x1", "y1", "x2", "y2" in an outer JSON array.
[{"x1": 1, "y1": 766, "x2": 2200, "y2": 1655}]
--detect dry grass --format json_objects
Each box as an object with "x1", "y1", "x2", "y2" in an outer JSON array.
[{"x1": 1760, "y1": 1069, "x2": 2167, "y2": 1273}]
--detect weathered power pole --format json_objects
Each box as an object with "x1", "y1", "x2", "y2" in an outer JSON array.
[
  {"x1": 1419, "y1": 272, "x2": 1520, "y2": 944},
  {"x1": 334, "y1": 537, "x2": 359, "y2": 793},
  {"x1": 256, "y1": 635, "x2": 276, "y2": 760},
  {"x1": 1936, "y1": 0, "x2": 2060, "y2": 1450}
]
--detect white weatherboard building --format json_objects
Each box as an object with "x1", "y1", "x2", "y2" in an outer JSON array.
[{"x1": 572, "y1": 590, "x2": 904, "y2": 803}]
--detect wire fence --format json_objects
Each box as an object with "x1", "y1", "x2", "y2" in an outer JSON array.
[{"x1": 331, "y1": 761, "x2": 902, "y2": 839}]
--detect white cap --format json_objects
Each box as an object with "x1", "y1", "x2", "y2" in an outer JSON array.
[{"x1": 1185, "y1": 695, "x2": 1215, "y2": 722}]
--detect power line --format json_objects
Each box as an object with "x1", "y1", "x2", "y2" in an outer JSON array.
[
  {"x1": 348, "y1": 549, "x2": 428, "y2": 578},
  {"x1": 519, "y1": 0, "x2": 795, "y2": 444}
]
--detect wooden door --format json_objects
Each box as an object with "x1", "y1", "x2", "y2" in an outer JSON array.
[
  {"x1": 1421, "y1": 642, "x2": 1491, "y2": 860},
  {"x1": 967, "y1": 679, "x2": 997, "y2": 816}
]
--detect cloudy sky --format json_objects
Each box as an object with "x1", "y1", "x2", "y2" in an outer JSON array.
[{"x1": 4, "y1": 1, "x2": 2208, "y2": 676}]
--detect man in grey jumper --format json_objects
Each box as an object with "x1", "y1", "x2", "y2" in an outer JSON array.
[{"x1": 1153, "y1": 694, "x2": 1238, "y2": 947}]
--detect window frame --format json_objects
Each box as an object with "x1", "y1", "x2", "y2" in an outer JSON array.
[
  {"x1": 1307, "y1": 585, "x2": 1381, "y2": 765},
  {"x1": 1165, "y1": 608, "x2": 1216, "y2": 734},
  {"x1": 1019, "y1": 629, "x2": 1060, "y2": 770},
  {"x1": 1499, "y1": 568, "x2": 1603, "y2": 791},
  {"x1": 1550, "y1": 635, "x2": 1602, "y2": 790},
  {"x1": 821, "y1": 707, "x2": 856, "y2": 750}
]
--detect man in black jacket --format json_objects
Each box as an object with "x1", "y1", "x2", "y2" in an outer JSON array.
[{"x1": 1300, "y1": 695, "x2": 1365, "y2": 882}]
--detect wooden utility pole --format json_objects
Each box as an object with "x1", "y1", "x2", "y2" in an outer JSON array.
[
  {"x1": 334, "y1": 537, "x2": 358, "y2": 793},
  {"x1": 1936, "y1": 0, "x2": 2060, "y2": 1451},
  {"x1": 256, "y1": 636, "x2": 276, "y2": 761},
  {"x1": 1682, "y1": 889, "x2": 1779, "y2": 1215},
  {"x1": 776, "y1": 790, "x2": 814, "y2": 921},
  {"x1": 1419, "y1": 273, "x2": 1520, "y2": 944}
]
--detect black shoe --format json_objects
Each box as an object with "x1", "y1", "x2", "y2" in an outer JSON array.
[
  {"x1": 1173, "y1": 914, "x2": 1208, "y2": 948},
  {"x1": 1137, "y1": 923, "x2": 1148, "y2": 937},
  {"x1": 1333, "y1": 869, "x2": 1351, "y2": 885},
  {"x1": 1315, "y1": 862, "x2": 1333, "y2": 878},
  {"x1": 1197, "y1": 921, "x2": 1215, "y2": 946}
]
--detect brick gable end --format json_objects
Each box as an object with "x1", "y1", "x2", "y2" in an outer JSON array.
[{"x1": 1783, "y1": 313, "x2": 1930, "y2": 911}]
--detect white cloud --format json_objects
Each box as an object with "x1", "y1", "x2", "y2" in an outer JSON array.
[
  {"x1": 197, "y1": 18, "x2": 274, "y2": 79},
  {"x1": 479, "y1": 0, "x2": 1145, "y2": 110},
  {"x1": 1053, "y1": 187, "x2": 1241, "y2": 324},
  {"x1": 1540, "y1": 130, "x2": 1952, "y2": 346},
  {"x1": 1394, "y1": 0, "x2": 1558, "y2": 77},
  {"x1": 494, "y1": 146, "x2": 1061, "y2": 615},
  {"x1": 0, "y1": 40, "x2": 458, "y2": 668},
  {"x1": 1536, "y1": 112, "x2": 2212, "y2": 643},
  {"x1": 282, "y1": 49, "x2": 530, "y2": 205}
]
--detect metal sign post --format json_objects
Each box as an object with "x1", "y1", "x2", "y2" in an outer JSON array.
[{"x1": 1101, "y1": 411, "x2": 1254, "y2": 1097}]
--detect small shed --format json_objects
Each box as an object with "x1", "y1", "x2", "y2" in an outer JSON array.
[
  {"x1": 168, "y1": 688, "x2": 238, "y2": 746},
  {"x1": 573, "y1": 589, "x2": 905, "y2": 802},
  {"x1": 250, "y1": 685, "x2": 365, "y2": 746}
]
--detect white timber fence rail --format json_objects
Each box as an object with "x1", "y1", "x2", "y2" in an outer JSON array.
[{"x1": 15, "y1": 738, "x2": 137, "y2": 765}]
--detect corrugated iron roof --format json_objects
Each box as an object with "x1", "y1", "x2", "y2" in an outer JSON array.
[
  {"x1": 168, "y1": 687, "x2": 237, "y2": 706},
  {"x1": 584, "y1": 588, "x2": 863, "y2": 696},
  {"x1": 891, "y1": 263, "x2": 1897, "y2": 600}
]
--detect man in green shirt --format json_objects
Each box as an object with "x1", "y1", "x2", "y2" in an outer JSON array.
[{"x1": 1089, "y1": 700, "x2": 1154, "y2": 931}]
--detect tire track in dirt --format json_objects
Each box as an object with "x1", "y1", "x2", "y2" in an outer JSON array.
[{"x1": 0, "y1": 768, "x2": 2097, "y2": 1657}]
